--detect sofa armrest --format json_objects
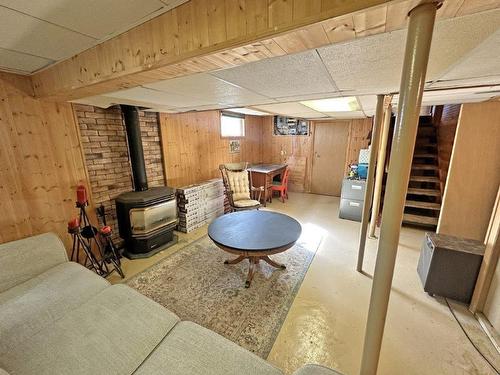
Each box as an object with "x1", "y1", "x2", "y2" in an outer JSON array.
[
  {"x1": 293, "y1": 364, "x2": 343, "y2": 375},
  {"x1": 0, "y1": 232, "x2": 68, "y2": 293}
]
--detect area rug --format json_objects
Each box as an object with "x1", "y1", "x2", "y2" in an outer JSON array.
[{"x1": 127, "y1": 230, "x2": 321, "y2": 358}]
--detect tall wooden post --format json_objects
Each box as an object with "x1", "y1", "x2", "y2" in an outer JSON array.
[
  {"x1": 356, "y1": 94, "x2": 384, "y2": 272},
  {"x1": 360, "y1": 2, "x2": 439, "y2": 374},
  {"x1": 368, "y1": 101, "x2": 392, "y2": 239}
]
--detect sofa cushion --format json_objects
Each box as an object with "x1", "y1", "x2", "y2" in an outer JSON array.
[
  {"x1": 133, "y1": 321, "x2": 283, "y2": 375},
  {"x1": 1, "y1": 284, "x2": 180, "y2": 375},
  {"x1": 0, "y1": 233, "x2": 68, "y2": 293},
  {"x1": 293, "y1": 364, "x2": 343, "y2": 375},
  {"x1": 0, "y1": 262, "x2": 109, "y2": 355}
]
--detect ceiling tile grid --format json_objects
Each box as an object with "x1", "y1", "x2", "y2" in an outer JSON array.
[
  {"x1": 72, "y1": 7, "x2": 500, "y2": 118},
  {"x1": 0, "y1": 0, "x2": 188, "y2": 74},
  {"x1": 211, "y1": 50, "x2": 339, "y2": 98}
]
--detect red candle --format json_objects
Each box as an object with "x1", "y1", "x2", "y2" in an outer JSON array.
[{"x1": 76, "y1": 184, "x2": 87, "y2": 205}]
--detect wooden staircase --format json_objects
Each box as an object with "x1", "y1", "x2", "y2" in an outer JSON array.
[{"x1": 403, "y1": 116, "x2": 441, "y2": 228}]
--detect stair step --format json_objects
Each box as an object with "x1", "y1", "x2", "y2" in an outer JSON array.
[
  {"x1": 407, "y1": 188, "x2": 441, "y2": 197},
  {"x1": 403, "y1": 213, "x2": 438, "y2": 226},
  {"x1": 412, "y1": 164, "x2": 439, "y2": 171},
  {"x1": 409, "y1": 176, "x2": 440, "y2": 183},
  {"x1": 413, "y1": 153, "x2": 437, "y2": 159},
  {"x1": 405, "y1": 200, "x2": 441, "y2": 210},
  {"x1": 417, "y1": 127, "x2": 436, "y2": 135}
]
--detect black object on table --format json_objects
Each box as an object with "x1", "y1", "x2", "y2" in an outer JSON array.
[
  {"x1": 417, "y1": 232, "x2": 485, "y2": 304},
  {"x1": 208, "y1": 210, "x2": 302, "y2": 287}
]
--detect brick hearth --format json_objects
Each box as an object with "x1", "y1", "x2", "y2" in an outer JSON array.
[{"x1": 73, "y1": 104, "x2": 165, "y2": 244}]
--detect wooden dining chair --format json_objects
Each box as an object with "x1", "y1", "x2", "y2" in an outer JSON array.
[
  {"x1": 271, "y1": 167, "x2": 290, "y2": 203},
  {"x1": 219, "y1": 162, "x2": 264, "y2": 212}
]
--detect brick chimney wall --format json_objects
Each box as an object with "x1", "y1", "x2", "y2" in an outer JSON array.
[{"x1": 73, "y1": 104, "x2": 165, "y2": 244}]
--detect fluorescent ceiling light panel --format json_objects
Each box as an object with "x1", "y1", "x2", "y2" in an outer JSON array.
[
  {"x1": 301, "y1": 97, "x2": 360, "y2": 112},
  {"x1": 227, "y1": 108, "x2": 269, "y2": 116}
]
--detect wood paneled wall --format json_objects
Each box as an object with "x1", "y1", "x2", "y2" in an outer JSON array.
[
  {"x1": 261, "y1": 116, "x2": 372, "y2": 193},
  {"x1": 160, "y1": 110, "x2": 263, "y2": 187},
  {"x1": 261, "y1": 116, "x2": 314, "y2": 193},
  {"x1": 344, "y1": 118, "x2": 374, "y2": 174},
  {"x1": 438, "y1": 101, "x2": 500, "y2": 241},
  {"x1": 160, "y1": 112, "x2": 372, "y2": 192},
  {"x1": 0, "y1": 72, "x2": 91, "y2": 250},
  {"x1": 436, "y1": 104, "x2": 460, "y2": 193}
]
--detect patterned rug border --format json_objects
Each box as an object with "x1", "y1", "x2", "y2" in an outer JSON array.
[{"x1": 126, "y1": 232, "x2": 323, "y2": 358}]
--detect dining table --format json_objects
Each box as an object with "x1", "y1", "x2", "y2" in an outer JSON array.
[{"x1": 248, "y1": 163, "x2": 287, "y2": 206}]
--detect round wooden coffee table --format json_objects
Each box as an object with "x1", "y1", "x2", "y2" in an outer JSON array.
[{"x1": 208, "y1": 210, "x2": 302, "y2": 287}]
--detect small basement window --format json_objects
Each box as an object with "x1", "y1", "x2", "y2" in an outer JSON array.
[{"x1": 220, "y1": 112, "x2": 245, "y2": 137}]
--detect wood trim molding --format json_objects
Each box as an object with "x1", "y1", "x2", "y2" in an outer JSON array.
[
  {"x1": 470, "y1": 186, "x2": 500, "y2": 313},
  {"x1": 29, "y1": 0, "x2": 499, "y2": 101}
]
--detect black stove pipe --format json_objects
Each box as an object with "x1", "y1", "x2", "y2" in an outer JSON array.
[{"x1": 120, "y1": 105, "x2": 148, "y2": 192}]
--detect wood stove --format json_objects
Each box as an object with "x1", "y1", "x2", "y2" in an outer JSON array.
[{"x1": 115, "y1": 105, "x2": 177, "y2": 259}]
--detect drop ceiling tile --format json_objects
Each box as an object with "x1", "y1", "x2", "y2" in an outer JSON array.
[
  {"x1": 108, "y1": 87, "x2": 215, "y2": 107},
  {"x1": 212, "y1": 50, "x2": 338, "y2": 98},
  {"x1": 357, "y1": 95, "x2": 378, "y2": 111},
  {"x1": 434, "y1": 27, "x2": 500, "y2": 83},
  {"x1": 226, "y1": 108, "x2": 270, "y2": 116},
  {"x1": 427, "y1": 9, "x2": 500, "y2": 82},
  {"x1": 144, "y1": 73, "x2": 272, "y2": 106},
  {"x1": 428, "y1": 76, "x2": 500, "y2": 89},
  {"x1": 252, "y1": 102, "x2": 316, "y2": 115},
  {"x1": 318, "y1": 9, "x2": 500, "y2": 95},
  {"x1": 274, "y1": 91, "x2": 343, "y2": 102},
  {"x1": 0, "y1": 47, "x2": 53, "y2": 73},
  {"x1": 322, "y1": 111, "x2": 366, "y2": 119},
  {"x1": 71, "y1": 95, "x2": 124, "y2": 108},
  {"x1": 318, "y1": 30, "x2": 406, "y2": 93},
  {"x1": 0, "y1": 0, "x2": 174, "y2": 39},
  {"x1": 287, "y1": 112, "x2": 329, "y2": 119},
  {"x1": 0, "y1": 6, "x2": 96, "y2": 60}
]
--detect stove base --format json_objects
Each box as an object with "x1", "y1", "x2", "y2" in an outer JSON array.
[{"x1": 123, "y1": 231, "x2": 178, "y2": 259}]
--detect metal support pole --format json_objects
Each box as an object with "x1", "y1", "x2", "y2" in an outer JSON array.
[
  {"x1": 356, "y1": 94, "x2": 384, "y2": 273},
  {"x1": 360, "y1": 3, "x2": 439, "y2": 374},
  {"x1": 368, "y1": 102, "x2": 392, "y2": 238}
]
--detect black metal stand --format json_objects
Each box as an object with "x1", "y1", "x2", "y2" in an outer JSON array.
[{"x1": 69, "y1": 201, "x2": 124, "y2": 278}]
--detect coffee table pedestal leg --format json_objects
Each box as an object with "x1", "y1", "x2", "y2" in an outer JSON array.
[
  {"x1": 261, "y1": 255, "x2": 286, "y2": 269},
  {"x1": 224, "y1": 255, "x2": 245, "y2": 265}
]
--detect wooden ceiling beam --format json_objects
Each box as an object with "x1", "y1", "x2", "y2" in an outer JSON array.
[
  {"x1": 30, "y1": 0, "x2": 394, "y2": 101},
  {"x1": 30, "y1": 0, "x2": 500, "y2": 101}
]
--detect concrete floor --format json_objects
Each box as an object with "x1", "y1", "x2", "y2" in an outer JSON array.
[{"x1": 110, "y1": 192, "x2": 497, "y2": 375}]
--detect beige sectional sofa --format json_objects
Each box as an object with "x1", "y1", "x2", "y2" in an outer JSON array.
[{"x1": 0, "y1": 233, "x2": 340, "y2": 375}]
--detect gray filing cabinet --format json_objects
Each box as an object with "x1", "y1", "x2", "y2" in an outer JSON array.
[
  {"x1": 339, "y1": 179, "x2": 366, "y2": 222},
  {"x1": 417, "y1": 232, "x2": 485, "y2": 304}
]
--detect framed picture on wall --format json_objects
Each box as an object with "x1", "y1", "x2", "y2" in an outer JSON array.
[
  {"x1": 229, "y1": 139, "x2": 240, "y2": 153},
  {"x1": 273, "y1": 116, "x2": 310, "y2": 136}
]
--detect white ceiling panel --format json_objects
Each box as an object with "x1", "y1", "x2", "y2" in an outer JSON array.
[
  {"x1": 318, "y1": 30, "x2": 405, "y2": 93},
  {"x1": 144, "y1": 73, "x2": 272, "y2": 106},
  {"x1": 0, "y1": 6, "x2": 96, "y2": 60},
  {"x1": 392, "y1": 86, "x2": 500, "y2": 106},
  {"x1": 274, "y1": 91, "x2": 344, "y2": 102},
  {"x1": 433, "y1": 28, "x2": 500, "y2": 84},
  {"x1": 428, "y1": 76, "x2": 500, "y2": 89},
  {"x1": 252, "y1": 102, "x2": 317, "y2": 115},
  {"x1": 211, "y1": 50, "x2": 338, "y2": 98},
  {"x1": 286, "y1": 112, "x2": 329, "y2": 119},
  {"x1": 71, "y1": 95, "x2": 128, "y2": 108},
  {"x1": 108, "y1": 87, "x2": 215, "y2": 108},
  {"x1": 226, "y1": 108, "x2": 270, "y2": 116},
  {"x1": 318, "y1": 9, "x2": 500, "y2": 95},
  {"x1": 0, "y1": 47, "x2": 53, "y2": 74},
  {"x1": 0, "y1": 0, "x2": 186, "y2": 39},
  {"x1": 357, "y1": 95, "x2": 378, "y2": 112},
  {"x1": 427, "y1": 9, "x2": 500, "y2": 83},
  {"x1": 322, "y1": 111, "x2": 367, "y2": 119}
]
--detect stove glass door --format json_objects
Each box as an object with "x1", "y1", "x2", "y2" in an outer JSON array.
[{"x1": 129, "y1": 200, "x2": 177, "y2": 235}]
